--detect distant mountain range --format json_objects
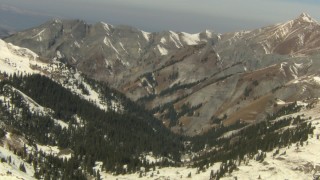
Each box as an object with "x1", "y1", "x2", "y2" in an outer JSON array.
[
  {"x1": 5, "y1": 13, "x2": 320, "y2": 136},
  {"x1": 0, "y1": 38, "x2": 183, "y2": 179},
  {"x1": 0, "y1": 4, "x2": 51, "y2": 33},
  {"x1": 1, "y1": 13, "x2": 320, "y2": 180}
]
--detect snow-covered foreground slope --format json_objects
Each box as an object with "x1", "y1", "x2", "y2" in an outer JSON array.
[
  {"x1": 0, "y1": 141, "x2": 34, "y2": 180},
  {"x1": 102, "y1": 102, "x2": 320, "y2": 180},
  {"x1": 221, "y1": 131, "x2": 320, "y2": 179},
  {"x1": 0, "y1": 133, "x2": 72, "y2": 180},
  {"x1": 220, "y1": 104, "x2": 320, "y2": 180},
  {"x1": 0, "y1": 159, "x2": 34, "y2": 180},
  {"x1": 0, "y1": 39, "x2": 44, "y2": 75},
  {"x1": 0, "y1": 39, "x2": 123, "y2": 112}
]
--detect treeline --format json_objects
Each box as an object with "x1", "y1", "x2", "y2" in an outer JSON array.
[
  {"x1": 0, "y1": 73, "x2": 316, "y2": 179},
  {"x1": 0, "y1": 73, "x2": 184, "y2": 177},
  {"x1": 191, "y1": 109, "x2": 314, "y2": 179}
]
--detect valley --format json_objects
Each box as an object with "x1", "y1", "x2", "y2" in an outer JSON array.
[{"x1": 1, "y1": 13, "x2": 320, "y2": 179}]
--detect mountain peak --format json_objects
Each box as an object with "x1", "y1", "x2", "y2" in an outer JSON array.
[
  {"x1": 50, "y1": 18, "x2": 63, "y2": 24},
  {"x1": 98, "y1": 21, "x2": 113, "y2": 31},
  {"x1": 299, "y1": 12, "x2": 311, "y2": 18},
  {"x1": 295, "y1": 12, "x2": 316, "y2": 23}
]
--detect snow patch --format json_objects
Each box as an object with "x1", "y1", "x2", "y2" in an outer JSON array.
[
  {"x1": 298, "y1": 13, "x2": 316, "y2": 23},
  {"x1": 276, "y1": 99, "x2": 286, "y2": 105},
  {"x1": 101, "y1": 22, "x2": 112, "y2": 32},
  {"x1": 217, "y1": 34, "x2": 222, "y2": 40},
  {"x1": 298, "y1": 33, "x2": 305, "y2": 46},
  {"x1": 36, "y1": 144, "x2": 72, "y2": 160},
  {"x1": 160, "y1": 37, "x2": 166, "y2": 44},
  {"x1": 181, "y1": 32, "x2": 200, "y2": 45},
  {"x1": 74, "y1": 41, "x2": 81, "y2": 48},
  {"x1": 260, "y1": 41, "x2": 271, "y2": 54},
  {"x1": 117, "y1": 55, "x2": 130, "y2": 66},
  {"x1": 294, "y1": 62, "x2": 304, "y2": 68},
  {"x1": 56, "y1": 50, "x2": 63, "y2": 59},
  {"x1": 169, "y1": 31, "x2": 183, "y2": 48},
  {"x1": 31, "y1": 29, "x2": 46, "y2": 42},
  {"x1": 313, "y1": 76, "x2": 320, "y2": 85},
  {"x1": 205, "y1": 30, "x2": 213, "y2": 38},
  {"x1": 157, "y1": 45, "x2": 168, "y2": 55},
  {"x1": 103, "y1": 37, "x2": 119, "y2": 54},
  {"x1": 141, "y1": 31, "x2": 151, "y2": 41},
  {"x1": 119, "y1": 42, "x2": 128, "y2": 54},
  {"x1": 53, "y1": 119, "x2": 69, "y2": 129},
  {"x1": 71, "y1": 56, "x2": 77, "y2": 63}
]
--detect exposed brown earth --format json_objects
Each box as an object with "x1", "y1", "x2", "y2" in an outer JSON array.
[{"x1": 4, "y1": 13, "x2": 320, "y2": 136}]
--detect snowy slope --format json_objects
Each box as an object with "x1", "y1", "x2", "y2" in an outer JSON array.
[
  {"x1": 0, "y1": 133, "x2": 71, "y2": 180},
  {"x1": 0, "y1": 134, "x2": 35, "y2": 180},
  {"x1": 0, "y1": 39, "x2": 45, "y2": 75},
  {"x1": 0, "y1": 155, "x2": 34, "y2": 180},
  {"x1": 101, "y1": 102, "x2": 320, "y2": 180},
  {"x1": 221, "y1": 103, "x2": 320, "y2": 180},
  {"x1": 0, "y1": 39, "x2": 123, "y2": 112}
]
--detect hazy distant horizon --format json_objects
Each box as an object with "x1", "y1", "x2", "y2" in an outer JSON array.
[{"x1": 1, "y1": 0, "x2": 320, "y2": 33}]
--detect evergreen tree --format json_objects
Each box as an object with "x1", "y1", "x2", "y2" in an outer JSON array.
[{"x1": 19, "y1": 163, "x2": 26, "y2": 173}]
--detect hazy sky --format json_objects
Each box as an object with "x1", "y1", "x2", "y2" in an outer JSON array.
[{"x1": 1, "y1": 0, "x2": 320, "y2": 33}]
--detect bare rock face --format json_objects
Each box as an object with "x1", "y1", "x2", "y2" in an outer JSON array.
[
  {"x1": 4, "y1": 19, "x2": 219, "y2": 85},
  {"x1": 5, "y1": 14, "x2": 320, "y2": 136}
]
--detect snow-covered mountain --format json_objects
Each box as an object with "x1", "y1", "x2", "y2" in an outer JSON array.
[
  {"x1": 216, "y1": 13, "x2": 320, "y2": 68},
  {"x1": 5, "y1": 13, "x2": 320, "y2": 136},
  {"x1": 4, "y1": 19, "x2": 218, "y2": 85},
  {"x1": 0, "y1": 39, "x2": 184, "y2": 179},
  {"x1": 0, "y1": 39, "x2": 125, "y2": 112},
  {"x1": 2, "y1": 13, "x2": 320, "y2": 180},
  {"x1": 117, "y1": 13, "x2": 320, "y2": 135}
]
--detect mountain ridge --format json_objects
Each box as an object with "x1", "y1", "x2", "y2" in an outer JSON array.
[
  {"x1": 0, "y1": 38, "x2": 184, "y2": 179},
  {"x1": 4, "y1": 13, "x2": 320, "y2": 136},
  {"x1": 1, "y1": 13, "x2": 320, "y2": 180}
]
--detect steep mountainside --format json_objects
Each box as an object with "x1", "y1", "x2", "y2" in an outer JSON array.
[
  {"x1": 4, "y1": 19, "x2": 217, "y2": 85},
  {"x1": 5, "y1": 13, "x2": 320, "y2": 137},
  {"x1": 216, "y1": 13, "x2": 320, "y2": 67},
  {"x1": 1, "y1": 14, "x2": 320, "y2": 180},
  {"x1": 0, "y1": 39, "x2": 184, "y2": 179}
]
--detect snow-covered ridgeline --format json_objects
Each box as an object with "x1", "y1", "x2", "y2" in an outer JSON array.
[
  {"x1": 0, "y1": 39, "x2": 44, "y2": 75},
  {"x1": 0, "y1": 39, "x2": 122, "y2": 113}
]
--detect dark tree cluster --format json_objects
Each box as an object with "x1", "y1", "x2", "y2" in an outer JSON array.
[
  {"x1": 0, "y1": 73, "x2": 184, "y2": 178},
  {"x1": 191, "y1": 113, "x2": 314, "y2": 179},
  {"x1": 0, "y1": 72, "x2": 315, "y2": 180}
]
